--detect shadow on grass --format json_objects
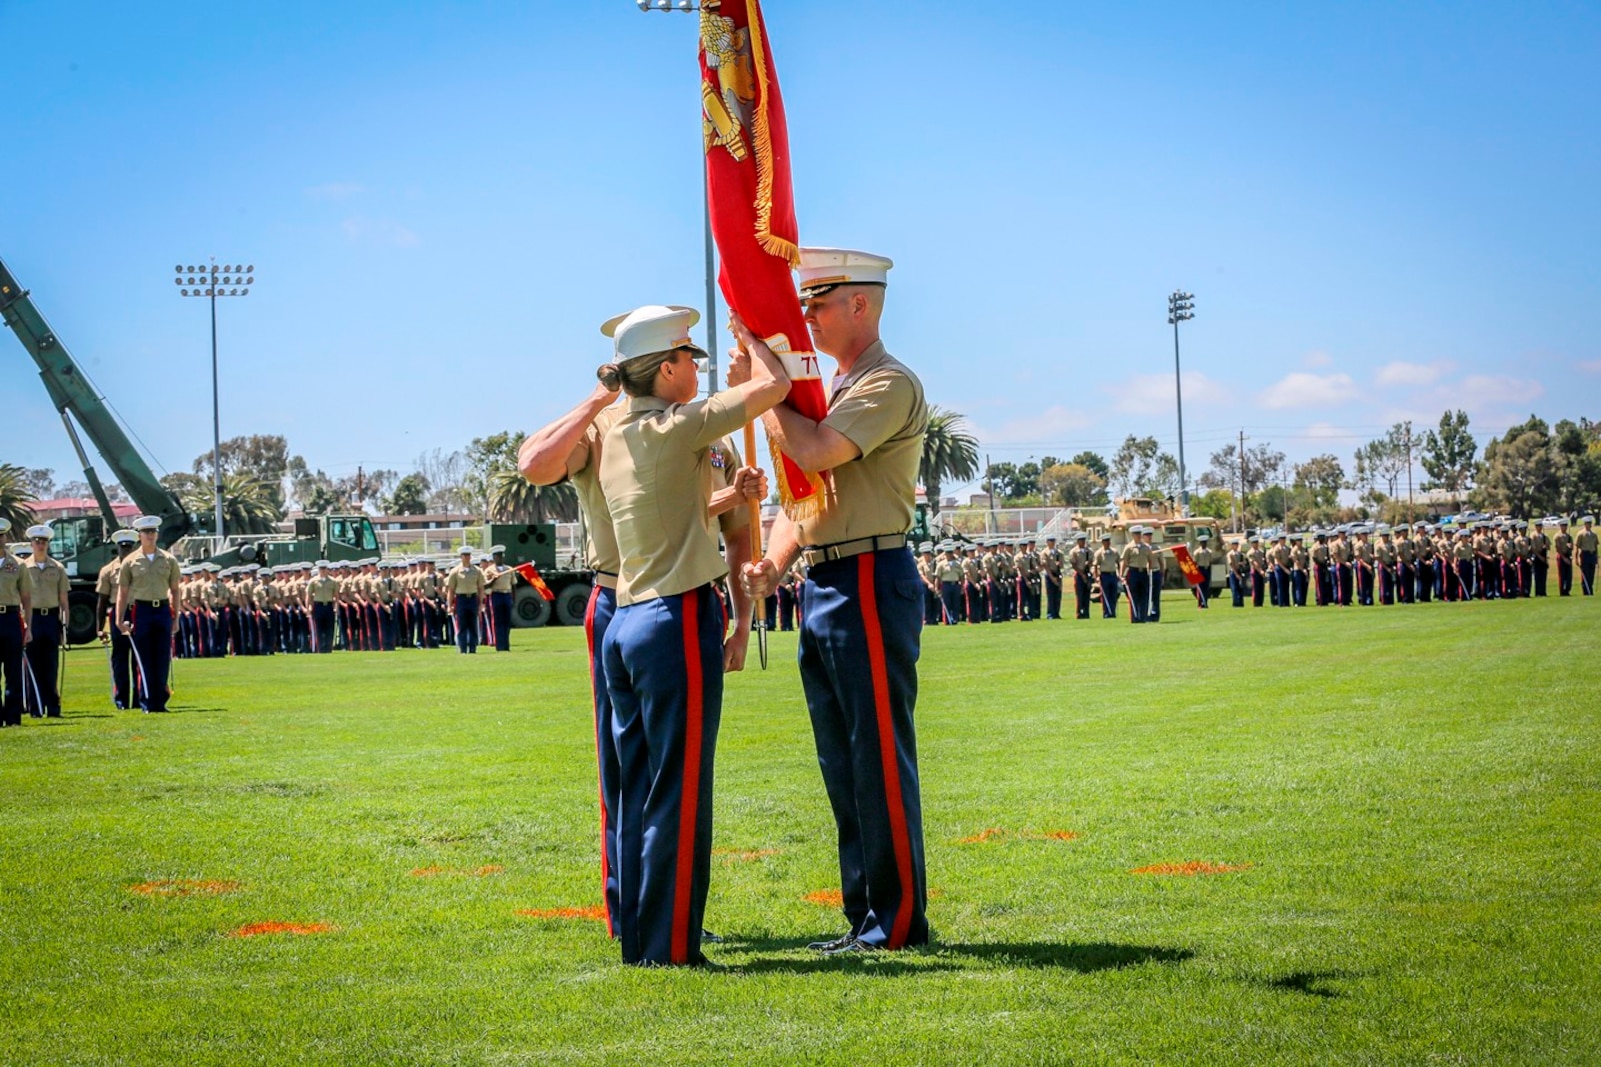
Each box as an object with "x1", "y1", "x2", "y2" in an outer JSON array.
[
  {"x1": 718, "y1": 936, "x2": 1192, "y2": 976},
  {"x1": 1257, "y1": 970, "x2": 1360, "y2": 999}
]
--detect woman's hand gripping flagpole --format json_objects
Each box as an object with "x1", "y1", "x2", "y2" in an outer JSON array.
[{"x1": 726, "y1": 313, "x2": 773, "y2": 670}]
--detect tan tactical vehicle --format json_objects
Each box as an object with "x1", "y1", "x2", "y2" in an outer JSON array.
[{"x1": 1076, "y1": 498, "x2": 1228, "y2": 596}]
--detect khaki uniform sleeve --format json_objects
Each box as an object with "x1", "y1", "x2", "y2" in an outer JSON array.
[
  {"x1": 822, "y1": 368, "x2": 919, "y2": 459},
  {"x1": 667, "y1": 391, "x2": 750, "y2": 452}
]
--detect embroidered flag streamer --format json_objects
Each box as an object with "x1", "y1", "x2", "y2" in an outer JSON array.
[
  {"x1": 700, "y1": 0, "x2": 827, "y2": 518},
  {"x1": 514, "y1": 562, "x2": 555, "y2": 601}
]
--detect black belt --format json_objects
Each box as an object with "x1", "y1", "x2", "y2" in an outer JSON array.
[
  {"x1": 135, "y1": 599, "x2": 170, "y2": 608},
  {"x1": 34, "y1": 607, "x2": 59, "y2": 615},
  {"x1": 800, "y1": 533, "x2": 909, "y2": 569}
]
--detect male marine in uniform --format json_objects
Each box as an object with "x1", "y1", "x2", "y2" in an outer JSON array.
[
  {"x1": 739, "y1": 247, "x2": 929, "y2": 954},
  {"x1": 24, "y1": 525, "x2": 70, "y2": 717}
]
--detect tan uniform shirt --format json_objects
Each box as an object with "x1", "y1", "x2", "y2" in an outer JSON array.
[
  {"x1": 567, "y1": 402, "x2": 626, "y2": 588},
  {"x1": 96, "y1": 563, "x2": 120, "y2": 598},
  {"x1": 307, "y1": 577, "x2": 340, "y2": 604},
  {"x1": 0, "y1": 553, "x2": 28, "y2": 607},
  {"x1": 445, "y1": 563, "x2": 486, "y2": 597},
  {"x1": 25, "y1": 557, "x2": 69, "y2": 608},
  {"x1": 119, "y1": 549, "x2": 182, "y2": 601},
  {"x1": 794, "y1": 342, "x2": 927, "y2": 548},
  {"x1": 601, "y1": 390, "x2": 750, "y2": 606},
  {"x1": 1578, "y1": 529, "x2": 1599, "y2": 553}
]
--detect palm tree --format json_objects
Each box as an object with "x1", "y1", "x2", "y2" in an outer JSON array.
[
  {"x1": 920, "y1": 406, "x2": 979, "y2": 519},
  {"x1": 0, "y1": 464, "x2": 40, "y2": 535},
  {"x1": 488, "y1": 468, "x2": 579, "y2": 524},
  {"x1": 179, "y1": 472, "x2": 282, "y2": 535}
]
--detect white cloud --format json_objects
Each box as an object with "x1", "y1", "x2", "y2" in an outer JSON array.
[
  {"x1": 340, "y1": 216, "x2": 419, "y2": 248},
  {"x1": 1255, "y1": 372, "x2": 1361, "y2": 410},
  {"x1": 1578, "y1": 359, "x2": 1601, "y2": 375},
  {"x1": 970, "y1": 404, "x2": 1096, "y2": 445},
  {"x1": 1105, "y1": 372, "x2": 1229, "y2": 415},
  {"x1": 307, "y1": 182, "x2": 365, "y2": 200},
  {"x1": 1375, "y1": 360, "x2": 1454, "y2": 388},
  {"x1": 1433, "y1": 374, "x2": 1544, "y2": 409},
  {"x1": 1302, "y1": 350, "x2": 1332, "y2": 368}
]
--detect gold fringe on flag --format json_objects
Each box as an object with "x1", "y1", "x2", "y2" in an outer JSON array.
[{"x1": 746, "y1": 0, "x2": 800, "y2": 268}]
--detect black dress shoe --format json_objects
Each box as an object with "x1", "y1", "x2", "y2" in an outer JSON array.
[
  {"x1": 807, "y1": 933, "x2": 856, "y2": 952},
  {"x1": 700, "y1": 929, "x2": 723, "y2": 944},
  {"x1": 820, "y1": 937, "x2": 878, "y2": 957}
]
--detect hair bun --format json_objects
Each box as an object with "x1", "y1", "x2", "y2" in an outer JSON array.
[{"x1": 596, "y1": 363, "x2": 622, "y2": 390}]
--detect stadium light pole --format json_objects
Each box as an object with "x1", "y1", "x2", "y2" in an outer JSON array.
[
  {"x1": 175, "y1": 259, "x2": 254, "y2": 542},
  {"x1": 1167, "y1": 290, "x2": 1195, "y2": 512},
  {"x1": 636, "y1": 0, "x2": 720, "y2": 396}
]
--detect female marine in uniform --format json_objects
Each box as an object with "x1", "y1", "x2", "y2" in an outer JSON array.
[{"x1": 595, "y1": 303, "x2": 789, "y2": 966}]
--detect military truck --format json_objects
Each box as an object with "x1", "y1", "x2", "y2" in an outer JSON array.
[
  {"x1": 1076, "y1": 498, "x2": 1228, "y2": 597},
  {"x1": 478, "y1": 522, "x2": 594, "y2": 628},
  {"x1": 3, "y1": 252, "x2": 386, "y2": 644}
]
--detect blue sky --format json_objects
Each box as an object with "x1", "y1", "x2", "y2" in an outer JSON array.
[{"x1": 4, "y1": 1, "x2": 1598, "y2": 500}]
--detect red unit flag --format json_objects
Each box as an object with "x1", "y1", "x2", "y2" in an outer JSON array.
[
  {"x1": 514, "y1": 562, "x2": 555, "y2": 601},
  {"x1": 1170, "y1": 544, "x2": 1206, "y2": 587},
  {"x1": 700, "y1": 0, "x2": 827, "y2": 518}
]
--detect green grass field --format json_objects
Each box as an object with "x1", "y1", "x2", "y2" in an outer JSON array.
[{"x1": 3, "y1": 594, "x2": 1598, "y2": 1066}]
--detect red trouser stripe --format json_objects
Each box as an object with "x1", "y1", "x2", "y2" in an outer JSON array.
[
  {"x1": 584, "y1": 585, "x2": 612, "y2": 934},
  {"x1": 670, "y1": 591, "x2": 704, "y2": 965},
  {"x1": 857, "y1": 553, "x2": 915, "y2": 950}
]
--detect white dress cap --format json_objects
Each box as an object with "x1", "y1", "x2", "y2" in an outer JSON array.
[
  {"x1": 600, "y1": 305, "x2": 703, "y2": 361},
  {"x1": 26, "y1": 525, "x2": 52, "y2": 539},
  {"x1": 112, "y1": 529, "x2": 138, "y2": 544},
  {"x1": 796, "y1": 247, "x2": 893, "y2": 298},
  {"x1": 132, "y1": 515, "x2": 162, "y2": 531}
]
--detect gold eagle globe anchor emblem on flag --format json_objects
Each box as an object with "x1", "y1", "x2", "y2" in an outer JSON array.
[{"x1": 698, "y1": 0, "x2": 831, "y2": 518}]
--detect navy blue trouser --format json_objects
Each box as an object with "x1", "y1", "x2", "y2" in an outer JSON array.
[
  {"x1": 109, "y1": 627, "x2": 132, "y2": 708},
  {"x1": 1075, "y1": 573, "x2": 1092, "y2": 618},
  {"x1": 312, "y1": 603, "x2": 334, "y2": 652},
  {"x1": 1, "y1": 610, "x2": 24, "y2": 725},
  {"x1": 586, "y1": 585, "x2": 622, "y2": 938},
  {"x1": 1582, "y1": 551, "x2": 1597, "y2": 595},
  {"x1": 1126, "y1": 571, "x2": 1149, "y2": 623},
  {"x1": 454, "y1": 595, "x2": 479, "y2": 654},
  {"x1": 491, "y1": 590, "x2": 513, "y2": 651},
  {"x1": 1100, "y1": 573, "x2": 1120, "y2": 617},
  {"x1": 27, "y1": 610, "x2": 63, "y2": 715},
  {"x1": 603, "y1": 583, "x2": 723, "y2": 966},
  {"x1": 799, "y1": 549, "x2": 928, "y2": 950},
  {"x1": 130, "y1": 602, "x2": 173, "y2": 712},
  {"x1": 940, "y1": 581, "x2": 962, "y2": 624},
  {"x1": 1147, "y1": 571, "x2": 1163, "y2": 621}
]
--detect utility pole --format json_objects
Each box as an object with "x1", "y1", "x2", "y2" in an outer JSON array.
[
  {"x1": 1405, "y1": 422, "x2": 1414, "y2": 524},
  {"x1": 985, "y1": 452, "x2": 997, "y2": 535},
  {"x1": 1238, "y1": 430, "x2": 1248, "y2": 534}
]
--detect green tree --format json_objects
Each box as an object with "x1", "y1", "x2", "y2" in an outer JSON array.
[
  {"x1": 1294, "y1": 454, "x2": 1346, "y2": 510},
  {"x1": 175, "y1": 471, "x2": 281, "y2": 534},
  {"x1": 0, "y1": 464, "x2": 40, "y2": 533},
  {"x1": 1201, "y1": 441, "x2": 1285, "y2": 495},
  {"x1": 1355, "y1": 423, "x2": 1412, "y2": 500},
  {"x1": 464, "y1": 431, "x2": 524, "y2": 516},
  {"x1": 196, "y1": 434, "x2": 291, "y2": 517},
  {"x1": 1421, "y1": 409, "x2": 1477, "y2": 492},
  {"x1": 384, "y1": 473, "x2": 432, "y2": 515},
  {"x1": 1070, "y1": 451, "x2": 1109, "y2": 481},
  {"x1": 1109, "y1": 435, "x2": 1159, "y2": 499},
  {"x1": 1553, "y1": 419, "x2": 1601, "y2": 513},
  {"x1": 487, "y1": 469, "x2": 578, "y2": 523},
  {"x1": 1039, "y1": 463, "x2": 1106, "y2": 507},
  {"x1": 303, "y1": 484, "x2": 342, "y2": 516},
  {"x1": 983, "y1": 461, "x2": 1041, "y2": 503},
  {"x1": 1188, "y1": 487, "x2": 1235, "y2": 522},
  {"x1": 1474, "y1": 416, "x2": 1556, "y2": 519},
  {"x1": 919, "y1": 407, "x2": 980, "y2": 517}
]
